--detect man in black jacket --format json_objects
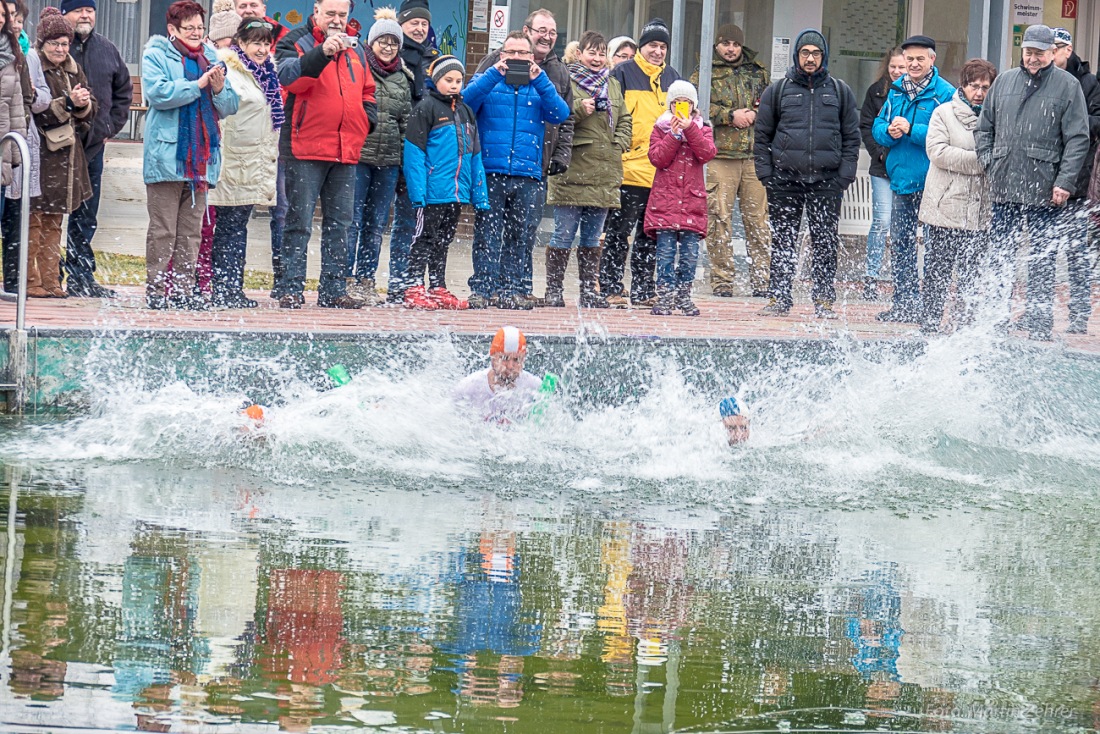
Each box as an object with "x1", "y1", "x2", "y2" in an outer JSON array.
[
  {"x1": 754, "y1": 29, "x2": 860, "y2": 318},
  {"x1": 1053, "y1": 27, "x2": 1098, "y2": 334},
  {"x1": 63, "y1": 0, "x2": 132, "y2": 298}
]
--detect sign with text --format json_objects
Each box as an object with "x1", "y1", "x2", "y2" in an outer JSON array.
[
  {"x1": 1012, "y1": 1, "x2": 1043, "y2": 23},
  {"x1": 473, "y1": 0, "x2": 489, "y2": 32},
  {"x1": 489, "y1": 4, "x2": 510, "y2": 51},
  {"x1": 771, "y1": 37, "x2": 790, "y2": 80}
]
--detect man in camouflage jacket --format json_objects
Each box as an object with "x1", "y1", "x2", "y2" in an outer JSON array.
[{"x1": 692, "y1": 24, "x2": 770, "y2": 297}]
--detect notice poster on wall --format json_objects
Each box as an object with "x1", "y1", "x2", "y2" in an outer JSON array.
[
  {"x1": 489, "y1": 4, "x2": 511, "y2": 51},
  {"x1": 771, "y1": 37, "x2": 791, "y2": 79},
  {"x1": 1012, "y1": 1, "x2": 1043, "y2": 23},
  {"x1": 473, "y1": 0, "x2": 490, "y2": 32}
]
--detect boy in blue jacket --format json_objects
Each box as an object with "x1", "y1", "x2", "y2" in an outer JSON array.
[{"x1": 402, "y1": 55, "x2": 490, "y2": 310}]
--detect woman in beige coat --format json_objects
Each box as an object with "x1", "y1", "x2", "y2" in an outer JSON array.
[
  {"x1": 207, "y1": 17, "x2": 279, "y2": 308},
  {"x1": 918, "y1": 58, "x2": 997, "y2": 334}
]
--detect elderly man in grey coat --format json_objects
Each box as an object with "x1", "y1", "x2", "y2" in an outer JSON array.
[{"x1": 975, "y1": 24, "x2": 1090, "y2": 341}]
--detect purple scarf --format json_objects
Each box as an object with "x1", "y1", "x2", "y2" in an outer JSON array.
[
  {"x1": 567, "y1": 62, "x2": 612, "y2": 126},
  {"x1": 232, "y1": 45, "x2": 285, "y2": 131}
]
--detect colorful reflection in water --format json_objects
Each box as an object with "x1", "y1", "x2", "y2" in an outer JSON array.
[{"x1": 1, "y1": 464, "x2": 1099, "y2": 733}]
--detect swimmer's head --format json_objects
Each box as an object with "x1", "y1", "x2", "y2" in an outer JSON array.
[
  {"x1": 720, "y1": 397, "x2": 749, "y2": 445},
  {"x1": 489, "y1": 327, "x2": 527, "y2": 388},
  {"x1": 244, "y1": 404, "x2": 265, "y2": 421}
]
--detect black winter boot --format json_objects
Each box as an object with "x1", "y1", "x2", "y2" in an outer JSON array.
[{"x1": 676, "y1": 285, "x2": 700, "y2": 316}]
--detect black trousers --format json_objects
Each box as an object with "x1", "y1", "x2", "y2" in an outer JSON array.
[
  {"x1": 408, "y1": 203, "x2": 460, "y2": 290},
  {"x1": 767, "y1": 190, "x2": 841, "y2": 307},
  {"x1": 2, "y1": 196, "x2": 19, "y2": 292},
  {"x1": 921, "y1": 224, "x2": 986, "y2": 329},
  {"x1": 600, "y1": 184, "x2": 656, "y2": 299}
]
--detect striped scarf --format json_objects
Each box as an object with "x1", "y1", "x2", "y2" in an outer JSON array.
[
  {"x1": 567, "y1": 62, "x2": 611, "y2": 126},
  {"x1": 900, "y1": 71, "x2": 932, "y2": 101},
  {"x1": 172, "y1": 38, "x2": 219, "y2": 190},
  {"x1": 232, "y1": 45, "x2": 285, "y2": 131}
]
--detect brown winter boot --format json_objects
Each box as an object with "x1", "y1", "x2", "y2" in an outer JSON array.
[
  {"x1": 541, "y1": 247, "x2": 570, "y2": 307},
  {"x1": 576, "y1": 246, "x2": 609, "y2": 308}
]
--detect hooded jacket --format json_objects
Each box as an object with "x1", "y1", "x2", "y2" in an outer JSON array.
[
  {"x1": 69, "y1": 29, "x2": 132, "y2": 160},
  {"x1": 462, "y1": 65, "x2": 570, "y2": 181},
  {"x1": 1064, "y1": 52, "x2": 1100, "y2": 199},
  {"x1": 141, "y1": 35, "x2": 240, "y2": 186},
  {"x1": 753, "y1": 29, "x2": 860, "y2": 193},
  {"x1": 872, "y1": 65, "x2": 955, "y2": 195},
  {"x1": 613, "y1": 52, "x2": 681, "y2": 188},
  {"x1": 476, "y1": 47, "x2": 575, "y2": 175},
  {"x1": 276, "y1": 18, "x2": 378, "y2": 164},
  {"x1": 643, "y1": 112, "x2": 717, "y2": 236},
  {"x1": 691, "y1": 45, "x2": 769, "y2": 159},
  {"x1": 403, "y1": 89, "x2": 488, "y2": 209},
  {"x1": 975, "y1": 62, "x2": 1090, "y2": 205}
]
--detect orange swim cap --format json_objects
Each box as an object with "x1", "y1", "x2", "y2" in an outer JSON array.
[
  {"x1": 489, "y1": 326, "x2": 526, "y2": 355},
  {"x1": 244, "y1": 404, "x2": 265, "y2": 421}
]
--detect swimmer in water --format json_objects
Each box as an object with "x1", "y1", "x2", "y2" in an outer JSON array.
[
  {"x1": 454, "y1": 327, "x2": 543, "y2": 424},
  {"x1": 720, "y1": 397, "x2": 750, "y2": 446}
]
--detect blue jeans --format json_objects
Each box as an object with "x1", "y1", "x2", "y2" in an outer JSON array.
[
  {"x1": 347, "y1": 163, "x2": 399, "y2": 279},
  {"x1": 470, "y1": 173, "x2": 541, "y2": 298},
  {"x1": 549, "y1": 205, "x2": 607, "y2": 250},
  {"x1": 64, "y1": 146, "x2": 104, "y2": 287},
  {"x1": 867, "y1": 174, "x2": 892, "y2": 279},
  {"x1": 280, "y1": 158, "x2": 355, "y2": 303},
  {"x1": 655, "y1": 230, "x2": 701, "y2": 290},
  {"x1": 387, "y1": 183, "x2": 416, "y2": 298},
  {"x1": 211, "y1": 204, "x2": 254, "y2": 299},
  {"x1": 888, "y1": 190, "x2": 922, "y2": 312},
  {"x1": 521, "y1": 179, "x2": 547, "y2": 295},
  {"x1": 990, "y1": 202, "x2": 1065, "y2": 334},
  {"x1": 270, "y1": 159, "x2": 287, "y2": 286}
]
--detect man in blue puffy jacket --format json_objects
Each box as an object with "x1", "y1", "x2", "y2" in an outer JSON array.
[
  {"x1": 872, "y1": 35, "x2": 954, "y2": 324},
  {"x1": 463, "y1": 31, "x2": 570, "y2": 310}
]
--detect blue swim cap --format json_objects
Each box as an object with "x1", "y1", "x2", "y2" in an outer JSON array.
[{"x1": 719, "y1": 397, "x2": 741, "y2": 417}]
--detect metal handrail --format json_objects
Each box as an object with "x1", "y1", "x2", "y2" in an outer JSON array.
[{"x1": 3, "y1": 131, "x2": 32, "y2": 413}]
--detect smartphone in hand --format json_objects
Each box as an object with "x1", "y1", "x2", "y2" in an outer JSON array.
[{"x1": 673, "y1": 100, "x2": 691, "y2": 120}]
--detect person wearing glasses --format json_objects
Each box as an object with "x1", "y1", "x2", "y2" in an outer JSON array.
[
  {"x1": 60, "y1": 0, "x2": 131, "y2": 299},
  {"x1": 141, "y1": 0, "x2": 240, "y2": 309},
  {"x1": 754, "y1": 29, "x2": 859, "y2": 319},
  {"x1": 872, "y1": 35, "x2": 954, "y2": 325},
  {"x1": 26, "y1": 8, "x2": 97, "y2": 299},
  {"x1": 917, "y1": 59, "x2": 996, "y2": 335},
  {"x1": 345, "y1": 7, "x2": 412, "y2": 306},
  {"x1": 474, "y1": 8, "x2": 574, "y2": 307},
  {"x1": 274, "y1": 0, "x2": 378, "y2": 310},
  {"x1": 1052, "y1": 28, "x2": 1099, "y2": 336},
  {"x1": 607, "y1": 36, "x2": 635, "y2": 69},
  {"x1": 206, "y1": 17, "x2": 283, "y2": 309}
]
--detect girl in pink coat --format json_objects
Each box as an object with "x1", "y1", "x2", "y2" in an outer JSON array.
[{"x1": 644, "y1": 80, "x2": 717, "y2": 316}]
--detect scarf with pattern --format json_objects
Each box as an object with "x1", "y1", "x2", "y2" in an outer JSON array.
[
  {"x1": 172, "y1": 37, "x2": 218, "y2": 189},
  {"x1": 232, "y1": 45, "x2": 285, "y2": 131},
  {"x1": 568, "y1": 62, "x2": 611, "y2": 126},
  {"x1": 900, "y1": 70, "x2": 932, "y2": 101}
]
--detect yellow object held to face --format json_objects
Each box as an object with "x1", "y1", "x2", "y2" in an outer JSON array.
[{"x1": 673, "y1": 100, "x2": 691, "y2": 120}]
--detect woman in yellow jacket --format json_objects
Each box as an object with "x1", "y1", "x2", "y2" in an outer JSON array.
[{"x1": 599, "y1": 17, "x2": 679, "y2": 308}]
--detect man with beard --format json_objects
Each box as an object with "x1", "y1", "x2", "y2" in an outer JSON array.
[
  {"x1": 62, "y1": 0, "x2": 132, "y2": 298},
  {"x1": 454, "y1": 327, "x2": 543, "y2": 424}
]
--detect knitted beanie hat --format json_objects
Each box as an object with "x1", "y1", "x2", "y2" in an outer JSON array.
[
  {"x1": 368, "y1": 6, "x2": 403, "y2": 46},
  {"x1": 207, "y1": 0, "x2": 242, "y2": 42},
  {"x1": 397, "y1": 0, "x2": 430, "y2": 24},
  {"x1": 666, "y1": 79, "x2": 698, "y2": 109},
  {"x1": 430, "y1": 54, "x2": 463, "y2": 84},
  {"x1": 638, "y1": 18, "x2": 670, "y2": 48},
  {"x1": 715, "y1": 24, "x2": 744, "y2": 46},
  {"x1": 37, "y1": 7, "x2": 74, "y2": 46}
]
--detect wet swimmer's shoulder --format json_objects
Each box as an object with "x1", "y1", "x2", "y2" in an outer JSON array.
[{"x1": 720, "y1": 397, "x2": 750, "y2": 446}]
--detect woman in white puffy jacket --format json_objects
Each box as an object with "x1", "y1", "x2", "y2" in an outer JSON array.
[
  {"x1": 918, "y1": 58, "x2": 997, "y2": 334},
  {"x1": 207, "y1": 17, "x2": 281, "y2": 308}
]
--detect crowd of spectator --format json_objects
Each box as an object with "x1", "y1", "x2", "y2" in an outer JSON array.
[{"x1": 0, "y1": 0, "x2": 1095, "y2": 339}]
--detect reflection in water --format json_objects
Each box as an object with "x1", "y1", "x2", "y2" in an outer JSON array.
[{"x1": 0, "y1": 467, "x2": 1098, "y2": 732}]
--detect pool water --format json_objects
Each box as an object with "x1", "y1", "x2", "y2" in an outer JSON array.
[{"x1": 1, "y1": 331, "x2": 1099, "y2": 732}]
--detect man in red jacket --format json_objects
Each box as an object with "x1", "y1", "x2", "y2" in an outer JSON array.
[{"x1": 275, "y1": 0, "x2": 377, "y2": 309}]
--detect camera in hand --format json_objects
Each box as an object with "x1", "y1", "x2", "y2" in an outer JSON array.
[
  {"x1": 505, "y1": 59, "x2": 529, "y2": 86},
  {"x1": 593, "y1": 97, "x2": 610, "y2": 112},
  {"x1": 343, "y1": 34, "x2": 359, "y2": 48}
]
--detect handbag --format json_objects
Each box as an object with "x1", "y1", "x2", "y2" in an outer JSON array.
[{"x1": 43, "y1": 122, "x2": 75, "y2": 151}]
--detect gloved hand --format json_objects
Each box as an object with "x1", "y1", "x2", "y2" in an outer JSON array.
[{"x1": 547, "y1": 160, "x2": 568, "y2": 176}]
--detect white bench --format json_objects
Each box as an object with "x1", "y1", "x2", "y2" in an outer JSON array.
[{"x1": 839, "y1": 171, "x2": 873, "y2": 237}]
